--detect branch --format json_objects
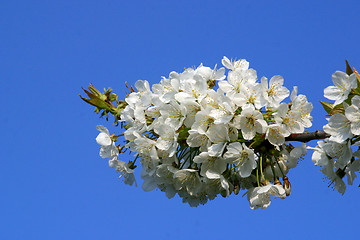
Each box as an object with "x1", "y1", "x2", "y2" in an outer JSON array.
[{"x1": 285, "y1": 130, "x2": 330, "y2": 143}]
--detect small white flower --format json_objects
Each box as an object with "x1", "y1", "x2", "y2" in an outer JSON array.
[
  {"x1": 191, "y1": 107, "x2": 215, "y2": 134},
  {"x1": 310, "y1": 141, "x2": 330, "y2": 166},
  {"x1": 203, "y1": 175, "x2": 232, "y2": 197},
  {"x1": 274, "y1": 103, "x2": 304, "y2": 134},
  {"x1": 160, "y1": 100, "x2": 187, "y2": 130},
  {"x1": 208, "y1": 94, "x2": 235, "y2": 125},
  {"x1": 186, "y1": 129, "x2": 209, "y2": 149},
  {"x1": 141, "y1": 168, "x2": 158, "y2": 192},
  {"x1": 178, "y1": 188, "x2": 208, "y2": 207},
  {"x1": 222, "y1": 56, "x2": 249, "y2": 71},
  {"x1": 261, "y1": 75, "x2": 290, "y2": 108},
  {"x1": 233, "y1": 82, "x2": 266, "y2": 109},
  {"x1": 196, "y1": 64, "x2": 226, "y2": 81},
  {"x1": 96, "y1": 125, "x2": 119, "y2": 159},
  {"x1": 322, "y1": 140, "x2": 352, "y2": 169},
  {"x1": 324, "y1": 71, "x2": 357, "y2": 106},
  {"x1": 265, "y1": 124, "x2": 288, "y2": 147},
  {"x1": 345, "y1": 95, "x2": 360, "y2": 135},
  {"x1": 282, "y1": 144, "x2": 307, "y2": 169},
  {"x1": 323, "y1": 113, "x2": 352, "y2": 143},
  {"x1": 236, "y1": 104, "x2": 267, "y2": 140},
  {"x1": 154, "y1": 124, "x2": 178, "y2": 157},
  {"x1": 223, "y1": 142, "x2": 257, "y2": 178},
  {"x1": 181, "y1": 100, "x2": 201, "y2": 128},
  {"x1": 206, "y1": 124, "x2": 230, "y2": 156},
  {"x1": 174, "y1": 169, "x2": 202, "y2": 196},
  {"x1": 152, "y1": 75, "x2": 180, "y2": 105},
  {"x1": 96, "y1": 125, "x2": 112, "y2": 146},
  {"x1": 115, "y1": 160, "x2": 137, "y2": 186},
  {"x1": 175, "y1": 75, "x2": 208, "y2": 103},
  {"x1": 321, "y1": 159, "x2": 346, "y2": 195},
  {"x1": 193, "y1": 152, "x2": 227, "y2": 179},
  {"x1": 290, "y1": 86, "x2": 313, "y2": 128},
  {"x1": 133, "y1": 134, "x2": 159, "y2": 167},
  {"x1": 247, "y1": 183, "x2": 286, "y2": 210}
]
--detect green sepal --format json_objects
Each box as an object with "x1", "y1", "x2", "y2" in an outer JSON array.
[
  {"x1": 346, "y1": 60, "x2": 354, "y2": 75},
  {"x1": 319, "y1": 101, "x2": 345, "y2": 116},
  {"x1": 329, "y1": 103, "x2": 345, "y2": 116},
  {"x1": 80, "y1": 88, "x2": 114, "y2": 113}
]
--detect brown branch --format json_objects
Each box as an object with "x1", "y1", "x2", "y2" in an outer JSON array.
[{"x1": 285, "y1": 130, "x2": 330, "y2": 143}]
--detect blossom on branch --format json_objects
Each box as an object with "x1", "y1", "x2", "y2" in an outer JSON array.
[
  {"x1": 81, "y1": 57, "x2": 360, "y2": 208},
  {"x1": 310, "y1": 68, "x2": 360, "y2": 195}
]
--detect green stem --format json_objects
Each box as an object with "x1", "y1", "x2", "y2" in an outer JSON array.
[
  {"x1": 275, "y1": 158, "x2": 285, "y2": 178},
  {"x1": 256, "y1": 162, "x2": 260, "y2": 187},
  {"x1": 260, "y1": 154, "x2": 265, "y2": 182},
  {"x1": 269, "y1": 157, "x2": 277, "y2": 182},
  {"x1": 180, "y1": 157, "x2": 189, "y2": 169},
  {"x1": 351, "y1": 135, "x2": 360, "y2": 145}
]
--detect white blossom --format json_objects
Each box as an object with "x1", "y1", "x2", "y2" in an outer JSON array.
[
  {"x1": 96, "y1": 125, "x2": 119, "y2": 159},
  {"x1": 193, "y1": 152, "x2": 227, "y2": 179},
  {"x1": 236, "y1": 104, "x2": 267, "y2": 140},
  {"x1": 323, "y1": 113, "x2": 352, "y2": 143},
  {"x1": 310, "y1": 141, "x2": 330, "y2": 166},
  {"x1": 290, "y1": 86, "x2": 313, "y2": 128},
  {"x1": 223, "y1": 142, "x2": 257, "y2": 178},
  {"x1": 274, "y1": 103, "x2": 304, "y2": 135},
  {"x1": 115, "y1": 160, "x2": 137, "y2": 186},
  {"x1": 324, "y1": 71, "x2": 357, "y2": 106},
  {"x1": 321, "y1": 159, "x2": 346, "y2": 195},
  {"x1": 265, "y1": 124, "x2": 288, "y2": 147},
  {"x1": 174, "y1": 169, "x2": 202, "y2": 196},
  {"x1": 247, "y1": 183, "x2": 286, "y2": 210},
  {"x1": 261, "y1": 75, "x2": 290, "y2": 108},
  {"x1": 345, "y1": 95, "x2": 360, "y2": 135}
]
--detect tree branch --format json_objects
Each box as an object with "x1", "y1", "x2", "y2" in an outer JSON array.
[{"x1": 285, "y1": 130, "x2": 330, "y2": 143}]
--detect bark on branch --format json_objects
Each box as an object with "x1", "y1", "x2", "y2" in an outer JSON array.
[{"x1": 285, "y1": 130, "x2": 330, "y2": 143}]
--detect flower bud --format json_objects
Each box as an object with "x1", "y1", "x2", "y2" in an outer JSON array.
[
  {"x1": 274, "y1": 179, "x2": 282, "y2": 185},
  {"x1": 275, "y1": 179, "x2": 286, "y2": 199},
  {"x1": 283, "y1": 176, "x2": 291, "y2": 196}
]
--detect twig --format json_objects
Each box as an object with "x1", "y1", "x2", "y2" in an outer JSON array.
[{"x1": 285, "y1": 130, "x2": 330, "y2": 143}]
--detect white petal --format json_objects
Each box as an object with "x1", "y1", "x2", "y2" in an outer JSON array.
[
  {"x1": 96, "y1": 125, "x2": 110, "y2": 135},
  {"x1": 96, "y1": 132, "x2": 112, "y2": 146}
]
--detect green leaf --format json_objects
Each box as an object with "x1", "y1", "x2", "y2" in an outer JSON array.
[{"x1": 319, "y1": 101, "x2": 334, "y2": 114}]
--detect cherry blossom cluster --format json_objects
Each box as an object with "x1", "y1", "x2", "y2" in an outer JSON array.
[
  {"x1": 94, "y1": 56, "x2": 313, "y2": 209},
  {"x1": 310, "y1": 71, "x2": 360, "y2": 194}
]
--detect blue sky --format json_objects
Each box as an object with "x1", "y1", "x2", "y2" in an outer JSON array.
[{"x1": 1, "y1": 0, "x2": 360, "y2": 239}]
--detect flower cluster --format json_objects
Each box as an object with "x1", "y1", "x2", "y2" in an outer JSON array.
[
  {"x1": 311, "y1": 70, "x2": 360, "y2": 194},
  {"x1": 92, "y1": 56, "x2": 314, "y2": 209}
]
